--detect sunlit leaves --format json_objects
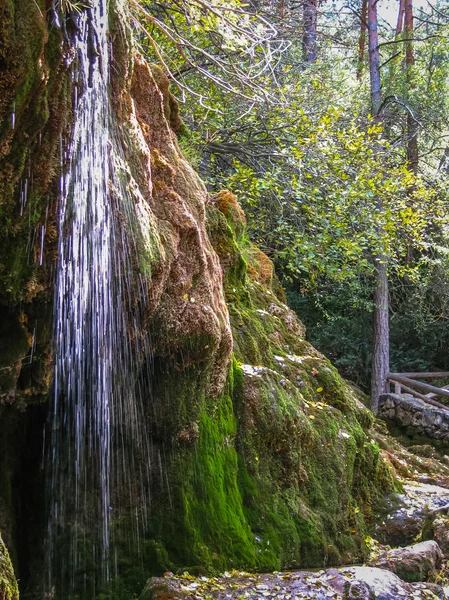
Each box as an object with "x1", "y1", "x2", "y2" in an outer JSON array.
[{"x1": 223, "y1": 99, "x2": 443, "y2": 291}]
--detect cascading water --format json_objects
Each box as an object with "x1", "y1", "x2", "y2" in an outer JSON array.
[{"x1": 46, "y1": 2, "x2": 153, "y2": 597}]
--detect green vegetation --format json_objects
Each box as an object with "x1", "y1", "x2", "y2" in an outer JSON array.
[
  {"x1": 0, "y1": 535, "x2": 18, "y2": 600},
  {"x1": 134, "y1": 0, "x2": 449, "y2": 396}
]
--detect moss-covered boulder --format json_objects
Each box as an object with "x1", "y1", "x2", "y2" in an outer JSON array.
[
  {"x1": 0, "y1": 535, "x2": 18, "y2": 600},
  {"x1": 203, "y1": 192, "x2": 396, "y2": 569}
]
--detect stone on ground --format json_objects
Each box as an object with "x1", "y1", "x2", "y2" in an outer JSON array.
[
  {"x1": 367, "y1": 540, "x2": 443, "y2": 582},
  {"x1": 140, "y1": 577, "x2": 185, "y2": 600},
  {"x1": 140, "y1": 567, "x2": 447, "y2": 600}
]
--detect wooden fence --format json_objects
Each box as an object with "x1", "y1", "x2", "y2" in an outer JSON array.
[{"x1": 387, "y1": 372, "x2": 449, "y2": 410}]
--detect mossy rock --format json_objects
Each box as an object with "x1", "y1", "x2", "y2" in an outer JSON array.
[
  {"x1": 0, "y1": 535, "x2": 18, "y2": 600},
  {"x1": 138, "y1": 194, "x2": 397, "y2": 580}
]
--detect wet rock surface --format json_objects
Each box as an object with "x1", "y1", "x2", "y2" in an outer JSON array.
[
  {"x1": 374, "y1": 481, "x2": 449, "y2": 546},
  {"x1": 142, "y1": 568, "x2": 447, "y2": 600},
  {"x1": 367, "y1": 540, "x2": 443, "y2": 582}
]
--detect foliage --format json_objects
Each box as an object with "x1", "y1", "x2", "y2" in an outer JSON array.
[
  {"x1": 134, "y1": 0, "x2": 449, "y2": 389},
  {"x1": 56, "y1": 0, "x2": 90, "y2": 13},
  {"x1": 225, "y1": 109, "x2": 442, "y2": 286}
]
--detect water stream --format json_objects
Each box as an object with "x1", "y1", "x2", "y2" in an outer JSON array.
[{"x1": 46, "y1": 2, "x2": 152, "y2": 597}]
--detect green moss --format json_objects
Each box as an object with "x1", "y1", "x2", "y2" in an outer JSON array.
[
  {"x1": 0, "y1": 535, "x2": 18, "y2": 600},
  {"x1": 180, "y1": 398, "x2": 257, "y2": 569},
  {"x1": 0, "y1": 308, "x2": 30, "y2": 391},
  {"x1": 145, "y1": 359, "x2": 257, "y2": 576},
  {"x1": 199, "y1": 197, "x2": 397, "y2": 571}
]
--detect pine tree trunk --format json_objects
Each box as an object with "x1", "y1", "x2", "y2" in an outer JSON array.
[
  {"x1": 368, "y1": 0, "x2": 381, "y2": 115},
  {"x1": 396, "y1": 0, "x2": 405, "y2": 36},
  {"x1": 371, "y1": 257, "x2": 390, "y2": 414},
  {"x1": 367, "y1": 0, "x2": 389, "y2": 413},
  {"x1": 405, "y1": 0, "x2": 418, "y2": 173},
  {"x1": 357, "y1": 0, "x2": 368, "y2": 80},
  {"x1": 303, "y1": 0, "x2": 318, "y2": 62}
]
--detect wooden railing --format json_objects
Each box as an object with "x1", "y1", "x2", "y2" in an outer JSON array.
[{"x1": 387, "y1": 372, "x2": 449, "y2": 410}]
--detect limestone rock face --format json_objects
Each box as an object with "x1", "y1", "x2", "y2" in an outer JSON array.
[{"x1": 127, "y1": 55, "x2": 233, "y2": 397}]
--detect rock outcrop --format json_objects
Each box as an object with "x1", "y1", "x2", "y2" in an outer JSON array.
[
  {"x1": 0, "y1": 1, "x2": 397, "y2": 597},
  {"x1": 422, "y1": 504, "x2": 449, "y2": 556}
]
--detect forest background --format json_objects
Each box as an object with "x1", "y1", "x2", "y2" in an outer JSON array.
[{"x1": 130, "y1": 0, "x2": 449, "y2": 405}]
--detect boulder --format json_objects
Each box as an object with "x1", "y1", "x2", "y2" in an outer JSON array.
[
  {"x1": 375, "y1": 481, "x2": 449, "y2": 547},
  {"x1": 140, "y1": 577, "x2": 185, "y2": 600},
  {"x1": 342, "y1": 567, "x2": 446, "y2": 599},
  {"x1": 422, "y1": 504, "x2": 449, "y2": 556},
  {"x1": 367, "y1": 540, "x2": 443, "y2": 582}
]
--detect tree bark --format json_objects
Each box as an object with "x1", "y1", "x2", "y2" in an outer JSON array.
[
  {"x1": 278, "y1": 0, "x2": 286, "y2": 19},
  {"x1": 405, "y1": 0, "x2": 418, "y2": 173},
  {"x1": 367, "y1": 0, "x2": 389, "y2": 413},
  {"x1": 371, "y1": 256, "x2": 390, "y2": 414},
  {"x1": 357, "y1": 0, "x2": 368, "y2": 80},
  {"x1": 303, "y1": 0, "x2": 318, "y2": 63},
  {"x1": 396, "y1": 0, "x2": 405, "y2": 36},
  {"x1": 367, "y1": 0, "x2": 381, "y2": 115}
]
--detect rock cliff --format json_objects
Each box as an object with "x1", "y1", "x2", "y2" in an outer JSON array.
[{"x1": 0, "y1": 2, "x2": 396, "y2": 597}]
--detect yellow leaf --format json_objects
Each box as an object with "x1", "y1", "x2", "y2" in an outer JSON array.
[{"x1": 316, "y1": 387, "x2": 323, "y2": 393}]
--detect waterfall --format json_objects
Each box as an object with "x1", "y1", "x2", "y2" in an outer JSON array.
[{"x1": 47, "y1": 2, "x2": 152, "y2": 597}]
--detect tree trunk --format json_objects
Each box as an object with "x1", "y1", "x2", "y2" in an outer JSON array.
[
  {"x1": 278, "y1": 0, "x2": 286, "y2": 19},
  {"x1": 303, "y1": 0, "x2": 318, "y2": 63},
  {"x1": 367, "y1": 0, "x2": 381, "y2": 115},
  {"x1": 357, "y1": 0, "x2": 368, "y2": 80},
  {"x1": 371, "y1": 257, "x2": 390, "y2": 414},
  {"x1": 396, "y1": 0, "x2": 405, "y2": 36},
  {"x1": 367, "y1": 0, "x2": 389, "y2": 413},
  {"x1": 405, "y1": 0, "x2": 418, "y2": 173}
]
